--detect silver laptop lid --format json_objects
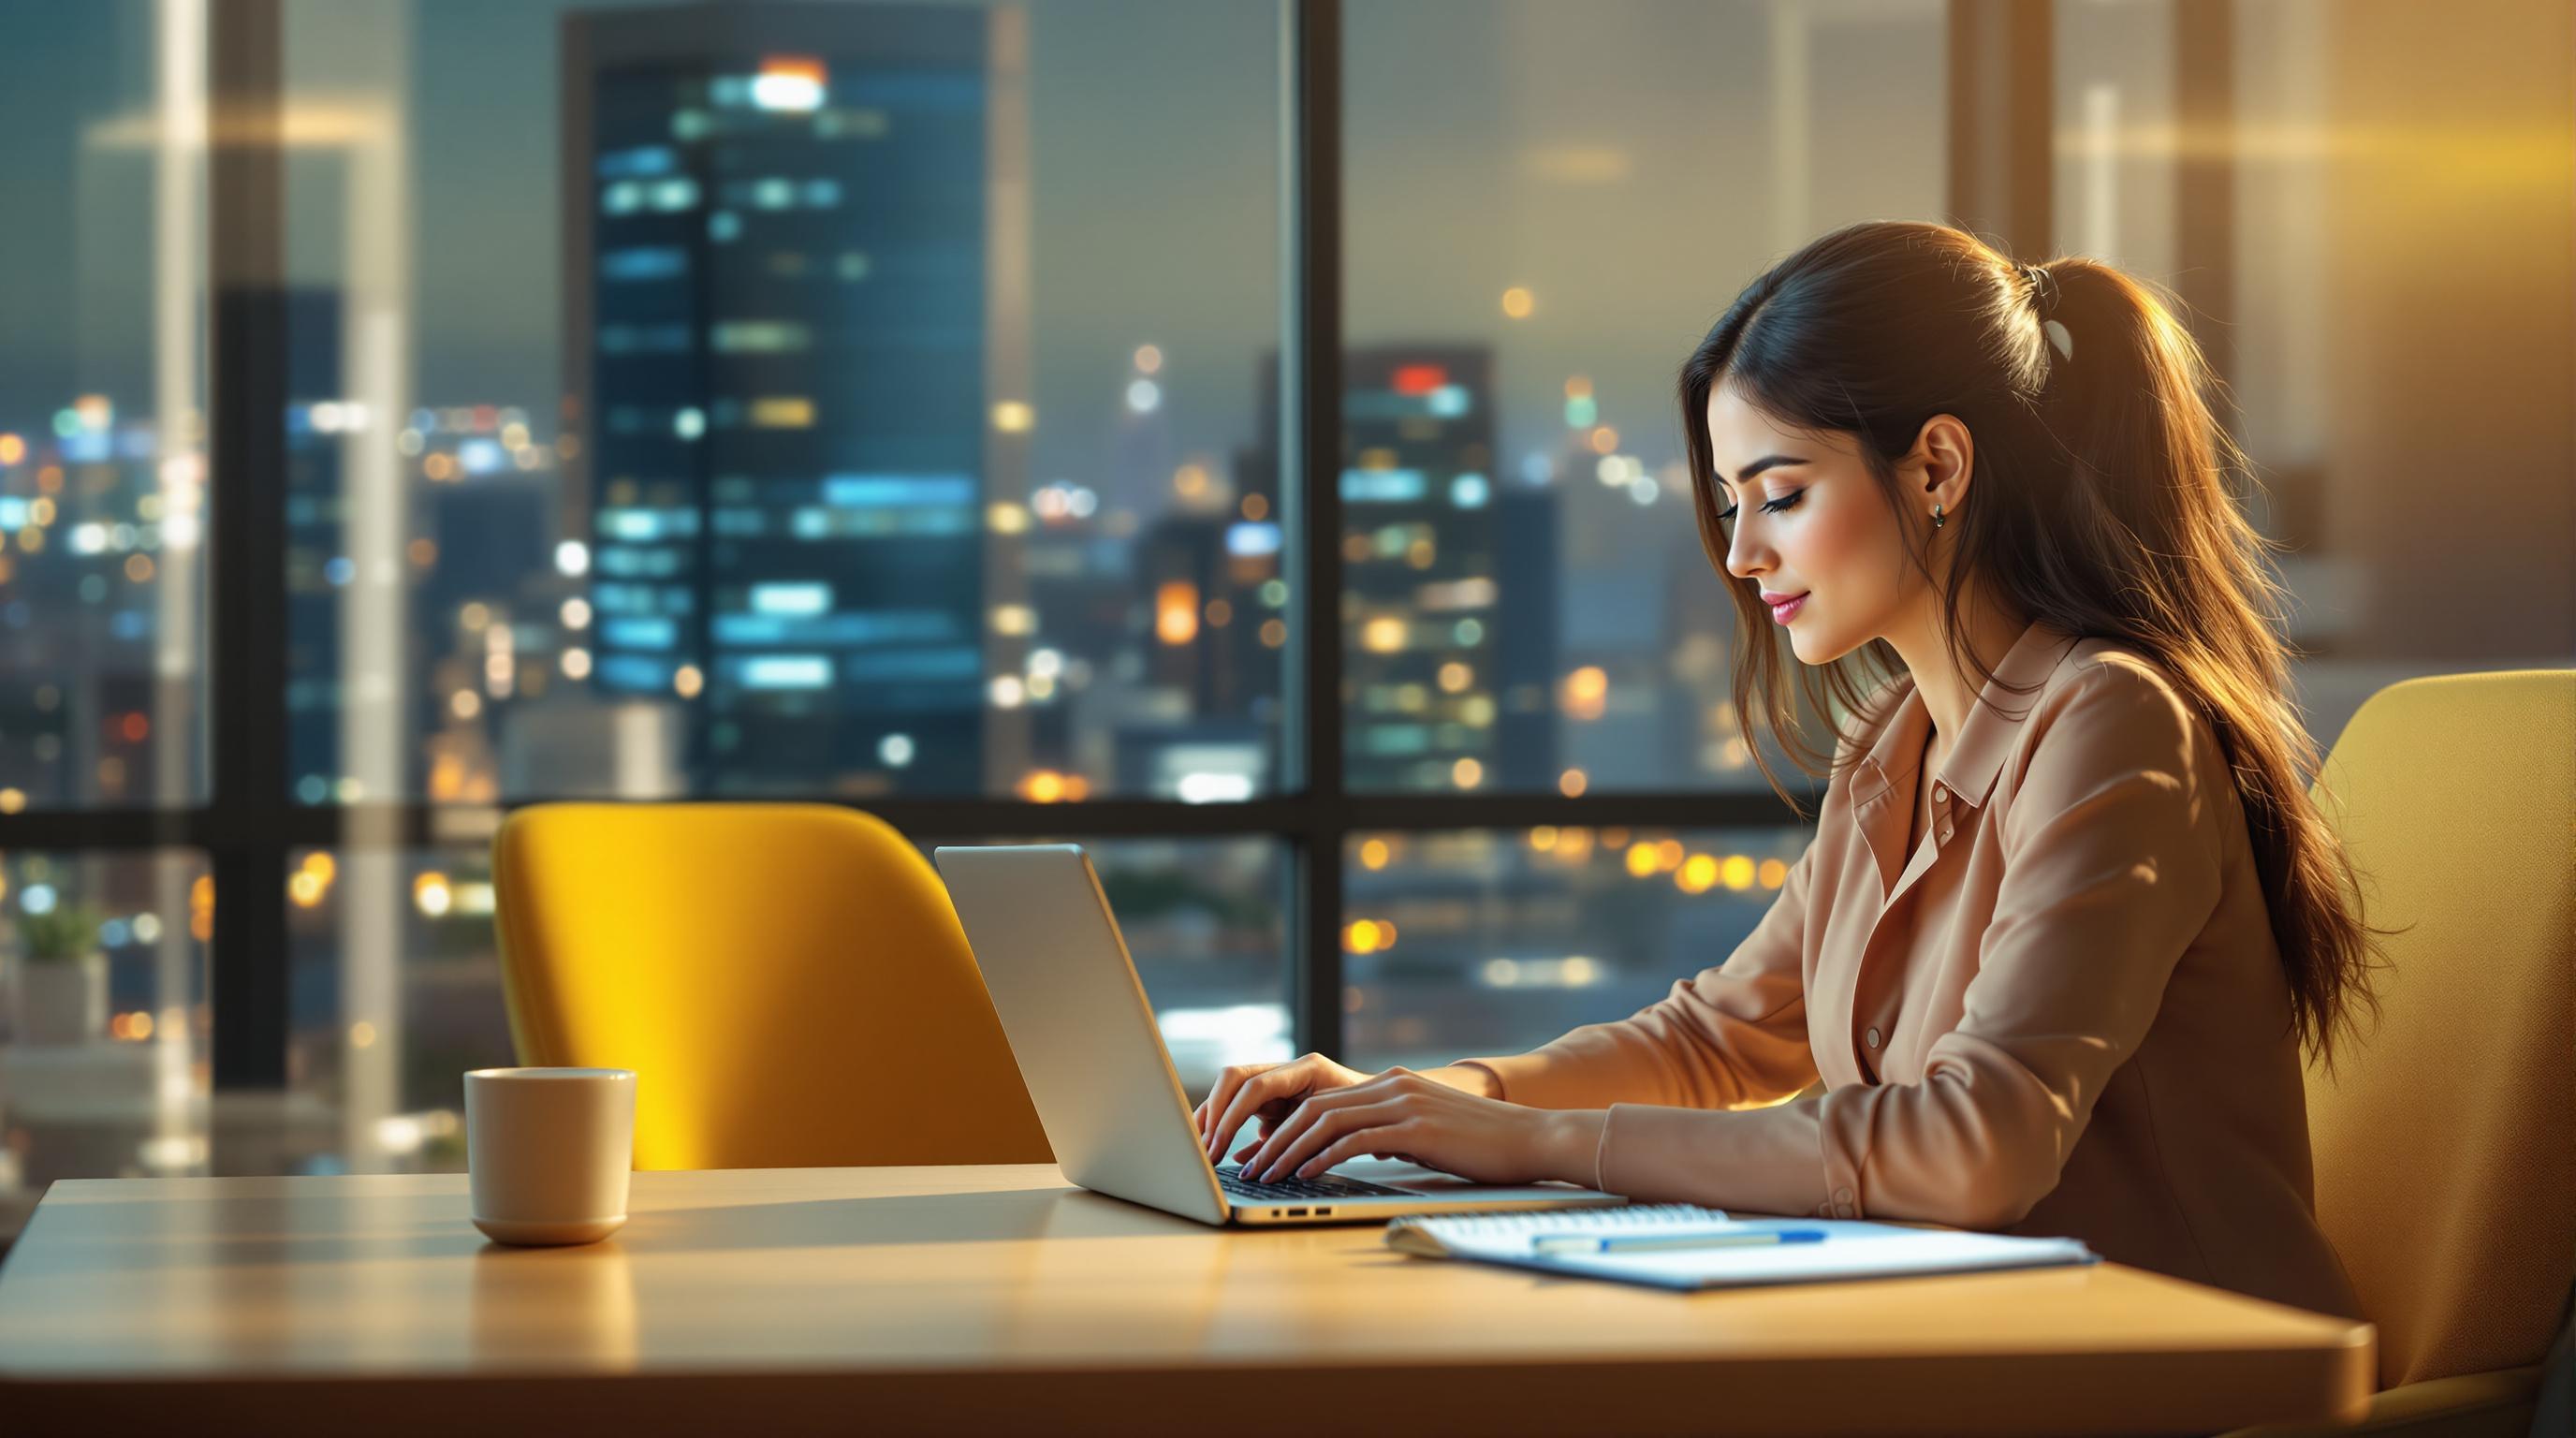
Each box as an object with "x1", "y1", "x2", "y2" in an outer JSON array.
[{"x1": 933, "y1": 843, "x2": 1231, "y2": 1225}]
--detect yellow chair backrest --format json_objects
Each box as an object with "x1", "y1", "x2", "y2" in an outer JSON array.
[
  {"x1": 2304, "y1": 668, "x2": 2574, "y2": 1390},
  {"x1": 490, "y1": 802, "x2": 1051, "y2": 1171}
]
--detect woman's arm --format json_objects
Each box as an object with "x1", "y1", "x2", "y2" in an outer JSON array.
[
  {"x1": 1247, "y1": 661, "x2": 2227, "y2": 1208},
  {"x1": 1233, "y1": 830, "x2": 1828, "y2": 1187},
  {"x1": 1591, "y1": 659, "x2": 2232, "y2": 1224}
]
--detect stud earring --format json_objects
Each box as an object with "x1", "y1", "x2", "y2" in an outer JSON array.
[{"x1": 1932, "y1": 503, "x2": 1946, "y2": 530}]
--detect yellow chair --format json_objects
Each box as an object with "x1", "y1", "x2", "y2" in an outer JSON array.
[
  {"x1": 490, "y1": 802, "x2": 1051, "y2": 1170},
  {"x1": 2222, "y1": 669, "x2": 2574, "y2": 1438}
]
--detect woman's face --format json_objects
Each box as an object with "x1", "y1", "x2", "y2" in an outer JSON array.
[{"x1": 1705, "y1": 380, "x2": 1927, "y2": 666}]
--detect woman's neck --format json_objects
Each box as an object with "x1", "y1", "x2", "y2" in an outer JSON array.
[{"x1": 1883, "y1": 582, "x2": 2028, "y2": 745}]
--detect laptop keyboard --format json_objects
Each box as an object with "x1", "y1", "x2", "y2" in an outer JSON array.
[{"x1": 1216, "y1": 1165, "x2": 1409, "y2": 1201}]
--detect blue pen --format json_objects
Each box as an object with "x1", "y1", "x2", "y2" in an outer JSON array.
[{"x1": 1531, "y1": 1226, "x2": 1830, "y2": 1254}]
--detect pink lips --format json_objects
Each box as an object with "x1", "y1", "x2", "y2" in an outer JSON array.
[{"x1": 1764, "y1": 592, "x2": 1808, "y2": 624}]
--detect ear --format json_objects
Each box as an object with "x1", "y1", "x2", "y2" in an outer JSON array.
[{"x1": 1901, "y1": 413, "x2": 1975, "y2": 516}]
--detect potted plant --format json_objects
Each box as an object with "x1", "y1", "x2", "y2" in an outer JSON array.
[{"x1": 15, "y1": 901, "x2": 110, "y2": 1045}]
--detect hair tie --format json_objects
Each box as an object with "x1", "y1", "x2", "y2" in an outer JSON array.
[
  {"x1": 2024, "y1": 264, "x2": 2074, "y2": 362},
  {"x1": 2024, "y1": 263, "x2": 2058, "y2": 316}
]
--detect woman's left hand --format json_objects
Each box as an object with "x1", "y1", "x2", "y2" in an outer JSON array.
[{"x1": 1234, "y1": 1066, "x2": 1605, "y2": 1188}]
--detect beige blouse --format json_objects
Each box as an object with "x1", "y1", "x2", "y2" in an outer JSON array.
[{"x1": 1456, "y1": 618, "x2": 2364, "y2": 1320}]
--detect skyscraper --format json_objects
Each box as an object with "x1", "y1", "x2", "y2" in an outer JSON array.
[
  {"x1": 562, "y1": 2, "x2": 1029, "y2": 794},
  {"x1": 1240, "y1": 345, "x2": 1558, "y2": 793}
]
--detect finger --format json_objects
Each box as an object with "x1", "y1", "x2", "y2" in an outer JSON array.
[
  {"x1": 1208, "y1": 1063, "x2": 1298, "y2": 1162},
  {"x1": 1194, "y1": 1073, "x2": 1229, "y2": 1142},
  {"x1": 1197, "y1": 1073, "x2": 1251, "y2": 1138},
  {"x1": 1238, "y1": 1083, "x2": 1361, "y2": 1178},
  {"x1": 1252, "y1": 1097, "x2": 1404, "y2": 1181},
  {"x1": 1295, "y1": 1119, "x2": 1420, "y2": 1181},
  {"x1": 1205, "y1": 1072, "x2": 1288, "y2": 1159},
  {"x1": 1208, "y1": 1070, "x2": 1278, "y2": 1161},
  {"x1": 1242, "y1": 1077, "x2": 1403, "y2": 1176}
]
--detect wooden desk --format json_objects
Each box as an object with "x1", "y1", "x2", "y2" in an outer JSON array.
[{"x1": 0, "y1": 1165, "x2": 2372, "y2": 1436}]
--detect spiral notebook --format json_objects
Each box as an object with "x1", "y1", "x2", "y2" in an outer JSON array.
[{"x1": 1385, "y1": 1204, "x2": 2099, "y2": 1293}]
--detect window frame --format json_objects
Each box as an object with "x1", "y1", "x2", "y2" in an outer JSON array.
[{"x1": 6, "y1": 0, "x2": 2080, "y2": 1137}]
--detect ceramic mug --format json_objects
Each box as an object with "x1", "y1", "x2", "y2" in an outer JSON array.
[{"x1": 465, "y1": 1066, "x2": 637, "y2": 1245}]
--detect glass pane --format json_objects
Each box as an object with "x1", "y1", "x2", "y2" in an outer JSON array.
[
  {"x1": 1341, "y1": 826, "x2": 1811, "y2": 1074},
  {"x1": 2052, "y1": 0, "x2": 2178, "y2": 280},
  {"x1": 2056, "y1": 0, "x2": 2576, "y2": 748},
  {"x1": 287, "y1": 835, "x2": 1285, "y2": 1171},
  {"x1": 285, "y1": 846, "x2": 512, "y2": 1174},
  {"x1": 1340, "y1": 0, "x2": 1948, "y2": 794},
  {"x1": 0, "y1": 1, "x2": 211, "y2": 811},
  {"x1": 279, "y1": 0, "x2": 1284, "y2": 805},
  {"x1": 0, "y1": 849, "x2": 212, "y2": 1239}
]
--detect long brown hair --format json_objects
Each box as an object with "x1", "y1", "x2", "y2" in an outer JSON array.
[{"x1": 1677, "y1": 220, "x2": 2389, "y2": 1075}]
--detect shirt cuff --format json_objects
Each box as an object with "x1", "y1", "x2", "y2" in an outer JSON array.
[
  {"x1": 1590, "y1": 1107, "x2": 1614, "y2": 1193},
  {"x1": 1594, "y1": 1100, "x2": 1841, "y2": 1218}
]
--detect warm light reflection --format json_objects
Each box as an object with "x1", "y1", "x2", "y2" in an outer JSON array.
[
  {"x1": 1156, "y1": 581, "x2": 1200, "y2": 645},
  {"x1": 1560, "y1": 666, "x2": 1607, "y2": 721},
  {"x1": 1344, "y1": 919, "x2": 1397, "y2": 954}
]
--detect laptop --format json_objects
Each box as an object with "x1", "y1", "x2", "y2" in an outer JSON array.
[{"x1": 933, "y1": 842, "x2": 1627, "y2": 1226}]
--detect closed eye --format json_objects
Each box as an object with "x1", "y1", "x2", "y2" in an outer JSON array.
[{"x1": 1717, "y1": 490, "x2": 1804, "y2": 521}]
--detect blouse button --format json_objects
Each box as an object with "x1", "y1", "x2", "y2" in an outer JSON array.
[
  {"x1": 1865, "y1": 1026, "x2": 1881, "y2": 1049},
  {"x1": 1931, "y1": 782, "x2": 1948, "y2": 802}
]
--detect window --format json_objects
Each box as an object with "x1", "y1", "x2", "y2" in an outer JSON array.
[
  {"x1": 0, "y1": 1, "x2": 210, "y2": 812},
  {"x1": 280, "y1": 0, "x2": 1285, "y2": 805},
  {"x1": 0, "y1": 851, "x2": 211, "y2": 1216},
  {"x1": 3, "y1": 1, "x2": 2566, "y2": 1220},
  {"x1": 1342, "y1": 0, "x2": 1949, "y2": 795},
  {"x1": 2052, "y1": 0, "x2": 2574, "y2": 746}
]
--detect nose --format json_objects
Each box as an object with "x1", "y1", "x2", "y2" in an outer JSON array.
[{"x1": 1723, "y1": 515, "x2": 1766, "y2": 582}]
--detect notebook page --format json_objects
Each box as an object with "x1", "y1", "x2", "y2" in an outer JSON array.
[
  {"x1": 1384, "y1": 1204, "x2": 1733, "y2": 1258},
  {"x1": 1547, "y1": 1221, "x2": 2098, "y2": 1292},
  {"x1": 1390, "y1": 1212, "x2": 2098, "y2": 1291}
]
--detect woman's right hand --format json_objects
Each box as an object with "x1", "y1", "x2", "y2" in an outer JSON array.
[{"x1": 1194, "y1": 1052, "x2": 1372, "y2": 1166}]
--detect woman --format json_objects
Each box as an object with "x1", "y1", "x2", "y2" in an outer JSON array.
[{"x1": 1194, "y1": 220, "x2": 2388, "y2": 1320}]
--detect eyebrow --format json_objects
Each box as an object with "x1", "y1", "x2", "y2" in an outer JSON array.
[{"x1": 1713, "y1": 454, "x2": 1805, "y2": 492}]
